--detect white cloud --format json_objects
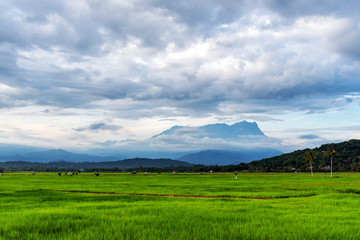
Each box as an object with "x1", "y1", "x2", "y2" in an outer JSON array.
[{"x1": 0, "y1": 0, "x2": 359, "y2": 151}]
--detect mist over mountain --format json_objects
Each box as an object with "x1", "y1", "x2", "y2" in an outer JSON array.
[
  {"x1": 84, "y1": 121, "x2": 278, "y2": 160},
  {"x1": 0, "y1": 121, "x2": 282, "y2": 165}
]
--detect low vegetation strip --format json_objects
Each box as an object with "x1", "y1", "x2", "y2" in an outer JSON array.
[{"x1": 57, "y1": 190, "x2": 317, "y2": 200}]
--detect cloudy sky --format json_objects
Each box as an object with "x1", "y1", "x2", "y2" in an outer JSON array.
[{"x1": 0, "y1": 0, "x2": 360, "y2": 153}]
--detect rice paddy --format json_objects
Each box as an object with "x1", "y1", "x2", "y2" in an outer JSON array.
[{"x1": 1, "y1": 172, "x2": 360, "y2": 239}]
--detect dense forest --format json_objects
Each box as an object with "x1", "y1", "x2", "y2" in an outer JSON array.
[
  {"x1": 249, "y1": 139, "x2": 360, "y2": 172},
  {"x1": 1, "y1": 139, "x2": 360, "y2": 173}
]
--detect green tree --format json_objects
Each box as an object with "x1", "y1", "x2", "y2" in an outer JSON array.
[{"x1": 305, "y1": 150, "x2": 316, "y2": 177}]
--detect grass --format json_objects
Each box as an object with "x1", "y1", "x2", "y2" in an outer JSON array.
[{"x1": 1, "y1": 172, "x2": 360, "y2": 239}]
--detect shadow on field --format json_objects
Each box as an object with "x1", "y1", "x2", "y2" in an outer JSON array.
[
  {"x1": 337, "y1": 189, "x2": 360, "y2": 194},
  {"x1": 57, "y1": 190, "x2": 317, "y2": 200}
]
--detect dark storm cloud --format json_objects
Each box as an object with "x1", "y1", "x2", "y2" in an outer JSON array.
[
  {"x1": 0, "y1": 0, "x2": 359, "y2": 119},
  {"x1": 75, "y1": 122, "x2": 122, "y2": 132},
  {"x1": 266, "y1": 0, "x2": 360, "y2": 18},
  {"x1": 299, "y1": 134, "x2": 321, "y2": 140}
]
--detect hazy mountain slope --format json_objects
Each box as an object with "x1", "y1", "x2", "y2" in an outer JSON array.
[
  {"x1": 0, "y1": 144, "x2": 46, "y2": 156},
  {"x1": 24, "y1": 149, "x2": 120, "y2": 162},
  {"x1": 179, "y1": 149, "x2": 282, "y2": 166}
]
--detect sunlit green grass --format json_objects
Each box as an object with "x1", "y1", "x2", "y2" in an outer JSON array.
[{"x1": 1, "y1": 172, "x2": 360, "y2": 239}]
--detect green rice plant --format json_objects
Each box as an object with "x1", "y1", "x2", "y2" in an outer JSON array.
[{"x1": 1, "y1": 172, "x2": 360, "y2": 239}]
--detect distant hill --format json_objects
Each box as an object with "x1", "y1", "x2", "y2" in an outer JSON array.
[
  {"x1": 24, "y1": 149, "x2": 121, "y2": 162},
  {"x1": 0, "y1": 158, "x2": 192, "y2": 170},
  {"x1": 0, "y1": 143, "x2": 46, "y2": 156},
  {"x1": 178, "y1": 149, "x2": 282, "y2": 166},
  {"x1": 117, "y1": 158, "x2": 192, "y2": 168},
  {"x1": 0, "y1": 149, "x2": 122, "y2": 163},
  {"x1": 250, "y1": 139, "x2": 360, "y2": 171}
]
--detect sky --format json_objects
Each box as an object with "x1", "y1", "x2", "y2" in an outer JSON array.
[{"x1": 0, "y1": 0, "x2": 360, "y2": 154}]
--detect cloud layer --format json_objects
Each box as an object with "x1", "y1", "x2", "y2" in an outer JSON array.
[{"x1": 0, "y1": 0, "x2": 359, "y2": 150}]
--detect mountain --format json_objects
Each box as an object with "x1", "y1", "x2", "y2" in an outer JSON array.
[
  {"x1": 0, "y1": 143, "x2": 46, "y2": 156},
  {"x1": 178, "y1": 149, "x2": 282, "y2": 166},
  {"x1": 199, "y1": 122, "x2": 265, "y2": 138},
  {"x1": 0, "y1": 149, "x2": 123, "y2": 163},
  {"x1": 153, "y1": 121, "x2": 266, "y2": 139},
  {"x1": 147, "y1": 121, "x2": 279, "y2": 163},
  {"x1": 24, "y1": 149, "x2": 115, "y2": 162},
  {"x1": 115, "y1": 158, "x2": 192, "y2": 168},
  {"x1": 0, "y1": 121, "x2": 281, "y2": 165},
  {"x1": 0, "y1": 154, "x2": 29, "y2": 162},
  {"x1": 0, "y1": 158, "x2": 192, "y2": 170},
  {"x1": 250, "y1": 139, "x2": 360, "y2": 172}
]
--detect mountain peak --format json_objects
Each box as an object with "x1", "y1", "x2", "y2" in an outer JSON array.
[
  {"x1": 200, "y1": 121, "x2": 265, "y2": 138},
  {"x1": 154, "y1": 121, "x2": 265, "y2": 140}
]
